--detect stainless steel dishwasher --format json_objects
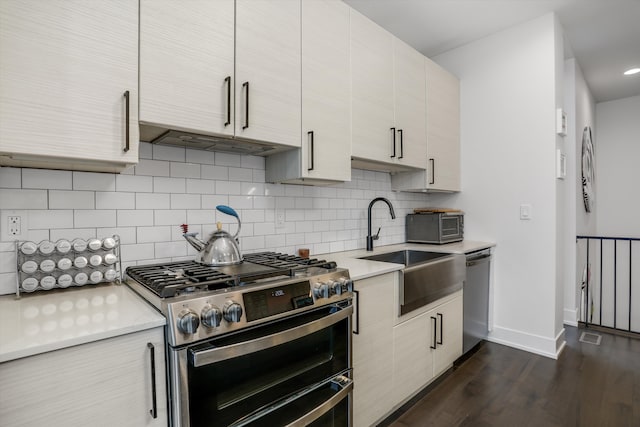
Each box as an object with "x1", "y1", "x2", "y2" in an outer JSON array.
[{"x1": 463, "y1": 248, "x2": 492, "y2": 354}]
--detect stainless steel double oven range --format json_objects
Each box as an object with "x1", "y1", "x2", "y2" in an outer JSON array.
[{"x1": 126, "y1": 252, "x2": 354, "y2": 427}]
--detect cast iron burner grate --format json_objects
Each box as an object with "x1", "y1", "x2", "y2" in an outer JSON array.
[{"x1": 243, "y1": 252, "x2": 328, "y2": 269}]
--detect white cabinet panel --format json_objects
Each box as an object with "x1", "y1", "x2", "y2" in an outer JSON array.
[
  {"x1": 0, "y1": 0, "x2": 139, "y2": 172},
  {"x1": 433, "y1": 294, "x2": 463, "y2": 375},
  {"x1": 0, "y1": 328, "x2": 167, "y2": 426},
  {"x1": 235, "y1": 0, "x2": 301, "y2": 147},
  {"x1": 139, "y1": 0, "x2": 235, "y2": 137}
]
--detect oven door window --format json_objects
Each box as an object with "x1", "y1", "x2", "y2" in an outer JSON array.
[
  {"x1": 441, "y1": 216, "x2": 461, "y2": 237},
  {"x1": 187, "y1": 305, "x2": 351, "y2": 427}
]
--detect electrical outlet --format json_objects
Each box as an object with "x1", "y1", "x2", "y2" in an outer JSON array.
[
  {"x1": 1, "y1": 210, "x2": 28, "y2": 241},
  {"x1": 275, "y1": 209, "x2": 285, "y2": 228}
]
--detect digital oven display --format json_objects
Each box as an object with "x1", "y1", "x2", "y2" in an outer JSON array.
[{"x1": 243, "y1": 280, "x2": 314, "y2": 322}]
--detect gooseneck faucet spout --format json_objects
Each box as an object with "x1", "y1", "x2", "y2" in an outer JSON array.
[{"x1": 366, "y1": 197, "x2": 396, "y2": 251}]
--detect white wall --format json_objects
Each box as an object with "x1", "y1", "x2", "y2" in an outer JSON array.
[
  {"x1": 563, "y1": 58, "x2": 596, "y2": 326},
  {"x1": 595, "y1": 95, "x2": 640, "y2": 236},
  {"x1": 430, "y1": 13, "x2": 564, "y2": 357},
  {"x1": 0, "y1": 144, "x2": 431, "y2": 295}
]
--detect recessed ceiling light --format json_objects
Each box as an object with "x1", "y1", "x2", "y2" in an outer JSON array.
[{"x1": 624, "y1": 68, "x2": 640, "y2": 75}]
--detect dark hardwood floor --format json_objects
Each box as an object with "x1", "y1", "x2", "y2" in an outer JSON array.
[{"x1": 384, "y1": 326, "x2": 640, "y2": 427}]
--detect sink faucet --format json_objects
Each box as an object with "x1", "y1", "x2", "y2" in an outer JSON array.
[{"x1": 366, "y1": 197, "x2": 396, "y2": 251}]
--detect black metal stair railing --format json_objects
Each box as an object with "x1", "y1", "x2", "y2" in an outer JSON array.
[{"x1": 576, "y1": 236, "x2": 640, "y2": 333}]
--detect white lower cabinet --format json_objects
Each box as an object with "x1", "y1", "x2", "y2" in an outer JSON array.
[
  {"x1": 0, "y1": 328, "x2": 167, "y2": 426},
  {"x1": 393, "y1": 292, "x2": 463, "y2": 404},
  {"x1": 352, "y1": 273, "x2": 396, "y2": 427}
]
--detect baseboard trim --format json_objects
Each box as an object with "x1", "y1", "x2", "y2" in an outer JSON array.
[
  {"x1": 563, "y1": 308, "x2": 578, "y2": 327},
  {"x1": 488, "y1": 325, "x2": 565, "y2": 359}
]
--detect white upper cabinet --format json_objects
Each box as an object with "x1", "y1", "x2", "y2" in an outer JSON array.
[
  {"x1": 0, "y1": 0, "x2": 139, "y2": 173},
  {"x1": 139, "y1": 0, "x2": 300, "y2": 149},
  {"x1": 139, "y1": 0, "x2": 235, "y2": 138},
  {"x1": 391, "y1": 58, "x2": 461, "y2": 192},
  {"x1": 235, "y1": 0, "x2": 301, "y2": 147},
  {"x1": 350, "y1": 10, "x2": 426, "y2": 172},
  {"x1": 265, "y1": 0, "x2": 351, "y2": 184}
]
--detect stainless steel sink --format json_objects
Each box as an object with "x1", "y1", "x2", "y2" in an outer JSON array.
[
  {"x1": 359, "y1": 250, "x2": 466, "y2": 316},
  {"x1": 359, "y1": 249, "x2": 450, "y2": 266}
]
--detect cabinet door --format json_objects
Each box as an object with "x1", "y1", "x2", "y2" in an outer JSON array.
[
  {"x1": 392, "y1": 311, "x2": 435, "y2": 404},
  {"x1": 352, "y1": 274, "x2": 396, "y2": 427},
  {"x1": 393, "y1": 38, "x2": 427, "y2": 169},
  {"x1": 301, "y1": 0, "x2": 351, "y2": 181},
  {"x1": 426, "y1": 58, "x2": 461, "y2": 191},
  {"x1": 0, "y1": 328, "x2": 167, "y2": 426},
  {"x1": 235, "y1": 0, "x2": 301, "y2": 147},
  {"x1": 139, "y1": 0, "x2": 234, "y2": 137},
  {"x1": 350, "y1": 9, "x2": 395, "y2": 164},
  {"x1": 0, "y1": 0, "x2": 138, "y2": 171},
  {"x1": 432, "y1": 294, "x2": 463, "y2": 375}
]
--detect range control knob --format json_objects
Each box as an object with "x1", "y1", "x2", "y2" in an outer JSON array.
[
  {"x1": 223, "y1": 301, "x2": 243, "y2": 323},
  {"x1": 330, "y1": 280, "x2": 343, "y2": 296},
  {"x1": 334, "y1": 277, "x2": 354, "y2": 294},
  {"x1": 177, "y1": 309, "x2": 200, "y2": 334},
  {"x1": 201, "y1": 305, "x2": 223, "y2": 328},
  {"x1": 313, "y1": 282, "x2": 330, "y2": 299}
]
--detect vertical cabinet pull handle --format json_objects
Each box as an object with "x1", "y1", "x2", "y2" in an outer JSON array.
[
  {"x1": 123, "y1": 90, "x2": 130, "y2": 152},
  {"x1": 224, "y1": 76, "x2": 231, "y2": 126},
  {"x1": 242, "y1": 82, "x2": 249, "y2": 129},
  {"x1": 353, "y1": 290, "x2": 360, "y2": 335},
  {"x1": 307, "y1": 131, "x2": 315, "y2": 171},
  {"x1": 147, "y1": 342, "x2": 158, "y2": 419},
  {"x1": 430, "y1": 316, "x2": 437, "y2": 349},
  {"x1": 437, "y1": 313, "x2": 443, "y2": 345},
  {"x1": 398, "y1": 129, "x2": 404, "y2": 159},
  {"x1": 429, "y1": 158, "x2": 435, "y2": 184},
  {"x1": 390, "y1": 127, "x2": 396, "y2": 158}
]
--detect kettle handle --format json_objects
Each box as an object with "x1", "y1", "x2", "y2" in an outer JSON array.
[{"x1": 216, "y1": 205, "x2": 241, "y2": 239}]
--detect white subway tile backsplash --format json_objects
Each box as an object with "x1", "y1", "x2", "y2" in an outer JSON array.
[
  {"x1": 72, "y1": 171, "x2": 116, "y2": 191},
  {"x1": 241, "y1": 209, "x2": 265, "y2": 223},
  {"x1": 28, "y1": 210, "x2": 74, "y2": 229},
  {"x1": 135, "y1": 159, "x2": 170, "y2": 177},
  {"x1": 0, "y1": 189, "x2": 47, "y2": 209},
  {"x1": 314, "y1": 242, "x2": 331, "y2": 255},
  {"x1": 171, "y1": 162, "x2": 201, "y2": 179},
  {"x1": 329, "y1": 241, "x2": 345, "y2": 253},
  {"x1": 201, "y1": 165, "x2": 229, "y2": 180},
  {"x1": 240, "y1": 236, "x2": 265, "y2": 251},
  {"x1": 116, "y1": 175, "x2": 153, "y2": 193},
  {"x1": 253, "y1": 169, "x2": 266, "y2": 183},
  {"x1": 228, "y1": 167, "x2": 253, "y2": 182},
  {"x1": 276, "y1": 197, "x2": 295, "y2": 209},
  {"x1": 285, "y1": 185, "x2": 304, "y2": 197},
  {"x1": 117, "y1": 210, "x2": 153, "y2": 227},
  {"x1": 50, "y1": 228, "x2": 96, "y2": 241},
  {"x1": 295, "y1": 198, "x2": 313, "y2": 209},
  {"x1": 0, "y1": 167, "x2": 21, "y2": 188},
  {"x1": 305, "y1": 210, "x2": 322, "y2": 221},
  {"x1": 0, "y1": 251, "x2": 16, "y2": 273},
  {"x1": 153, "y1": 145, "x2": 185, "y2": 162},
  {"x1": 155, "y1": 210, "x2": 187, "y2": 226},
  {"x1": 95, "y1": 192, "x2": 135, "y2": 210},
  {"x1": 201, "y1": 194, "x2": 229, "y2": 210},
  {"x1": 154, "y1": 177, "x2": 186, "y2": 193},
  {"x1": 23, "y1": 169, "x2": 71, "y2": 190},
  {"x1": 187, "y1": 179, "x2": 216, "y2": 194},
  {"x1": 0, "y1": 242, "x2": 14, "y2": 252},
  {"x1": 136, "y1": 193, "x2": 171, "y2": 210},
  {"x1": 0, "y1": 273, "x2": 16, "y2": 295},
  {"x1": 75, "y1": 209, "x2": 116, "y2": 228},
  {"x1": 186, "y1": 149, "x2": 215, "y2": 165},
  {"x1": 241, "y1": 155, "x2": 265, "y2": 170},
  {"x1": 26, "y1": 229, "x2": 50, "y2": 242},
  {"x1": 286, "y1": 210, "x2": 305, "y2": 222},
  {"x1": 253, "y1": 222, "x2": 275, "y2": 236},
  {"x1": 228, "y1": 195, "x2": 252, "y2": 209},
  {"x1": 139, "y1": 142, "x2": 153, "y2": 159},
  {"x1": 304, "y1": 232, "x2": 322, "y2": 244},
  {"x1": 120, "y1": 243, "x2": 155, "y2": 261},
  {"x1": 241, "y1": 182, "x2": 265, "y2": 196},
  {"x1": 265, "y1": 184, "x2": 285, "y2": 197},
  {"x1": 253, "y1": 196, "x2": 275, "y2": 210},
  {"x1": 97, "y1": 227, "x2": 137, "y2": 244},
  {"x1": 215, "y1": 152, "x2": 241, "y2": 167},
  {"x1": 187, "y1": 209, "x2": 217, "y2": 225},
  {"x1": 265, "y1": 234, "x2": 286, "y2": 248},
  {"x1": 155, "y1": 241, "x2": 188, "y2": 258},
  {"x1": 216, "y1": 180, "x2": 240, "y2": 195},
  {"x1": 171, "y1": 194, "x2": 201, "y2": 209},
  {"x1": 295, "y1": 221, "x2": 313, "y2": 233}
]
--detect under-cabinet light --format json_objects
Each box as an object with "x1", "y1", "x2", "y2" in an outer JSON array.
[{"x1": 623, "y1": 68, "x2": 640, "y2": 75}]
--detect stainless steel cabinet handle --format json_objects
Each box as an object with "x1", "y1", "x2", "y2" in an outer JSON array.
[
  {"x1": 398, "y1": 129, "x2": 404, "y2": 159},
  {"x1": 390, "y1": 127, "x2": 396, "y2": 158},
  {"x1": 123, "y1": 90, "x2": 130, "y2": 152},
  {"x1": 147, "y1": 342, "x2": 158, "y2": 419},
  {"x1": 430, "y1": 316, "x2": 437, "y2": 349},
  {"x1": 307, "y1": 131, "x2": 314, "y2": 171},
  {"x1": 437, "y1": 312, "x2": 443, "y2": 345},
  {"x1": 224, "y1": 76, "x2": 231, "y2": 126},
  {"x1": 429, "y1": 158, "x2": 435, "y2": 184},
  {"x1": 353, "y1": 289, "x2": 360, "y2": 334},
  {"x1": 242, "y1": 81, "x2": 249, "y2": 129}
]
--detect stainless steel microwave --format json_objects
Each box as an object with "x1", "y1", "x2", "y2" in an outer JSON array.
[{"x1": 406, "y1": 212, "x2": 464, "y2": 244}]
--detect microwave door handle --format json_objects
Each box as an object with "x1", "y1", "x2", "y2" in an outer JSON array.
[
  {"x1": 228, "y1": 374, "x2": 353, "y2": 427},
  {"x1": 191, "y1": 306, "x2": 353, "y2": 367}
]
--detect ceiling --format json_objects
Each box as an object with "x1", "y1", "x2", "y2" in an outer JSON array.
[{"x1": 344, "y1": 0, "x2": 640, "y2": 103}]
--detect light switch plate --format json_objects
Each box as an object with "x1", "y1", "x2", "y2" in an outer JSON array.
[
  {"x1": 1, "y1": 210, "x2": 28, "y2": 241},
  {"x1": 519, "y1": 204, "x2": 532, "y2": 220}
]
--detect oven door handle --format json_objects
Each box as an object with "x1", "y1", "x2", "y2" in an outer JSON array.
[
  {"x1": 191, "y1": 305, "x2": 353, "y2": 367},
  {"x1": 228, "y1": 373, "x2": 353, "y2": 427}
]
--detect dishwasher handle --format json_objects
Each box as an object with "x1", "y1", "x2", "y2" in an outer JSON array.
[{"x1": 466, "y1": 250, "x2": 492, "y2": 267}]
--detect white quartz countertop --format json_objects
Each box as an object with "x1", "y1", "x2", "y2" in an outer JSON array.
[
  {"x1": 0, "y1": 283, "x2": 165, "y2": 363},
  {"x1": 320, "y1": 240, "x2": 495, "y2": 281}
]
